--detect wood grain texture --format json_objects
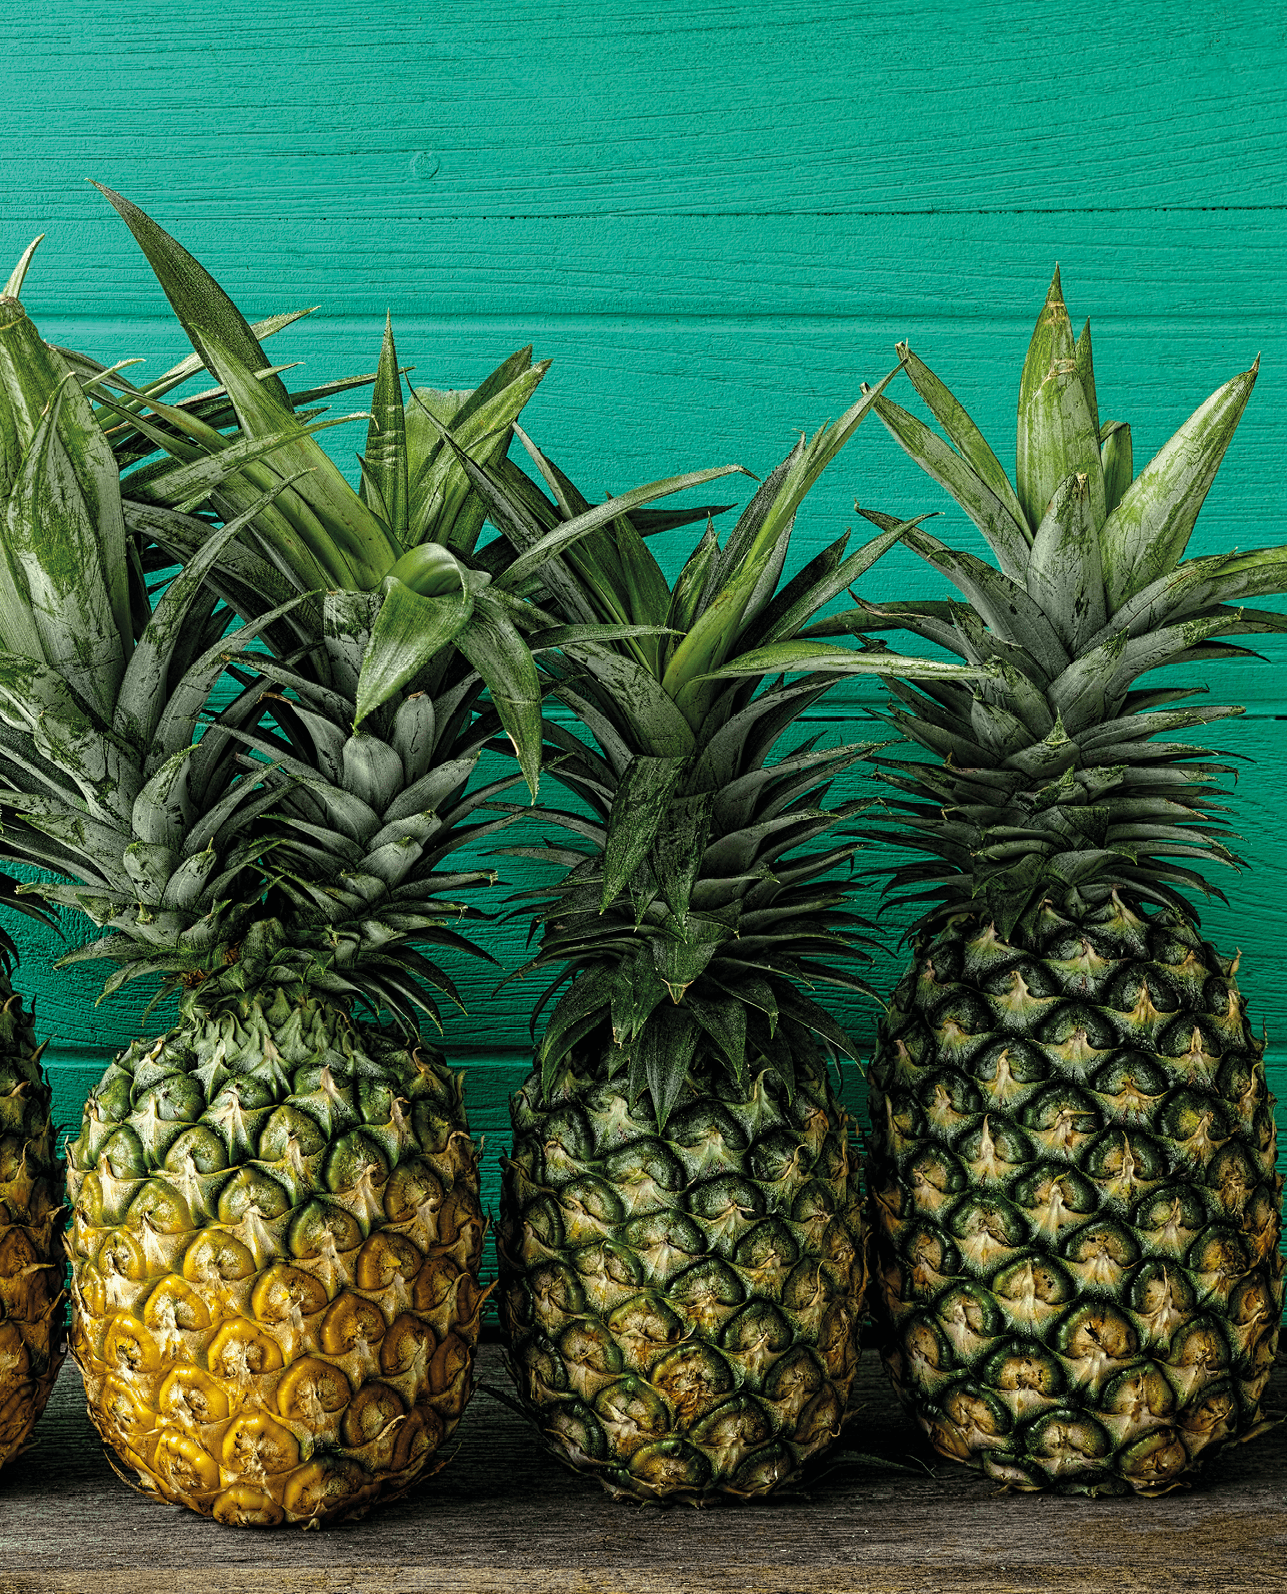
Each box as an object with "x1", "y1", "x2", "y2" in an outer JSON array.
[
  {"x1": 2, "y1": 1343, "x2": 1284, "y2": 1593},
  {"x1": 4, "y1": 0, "x2": 1286, "y2": 218}
]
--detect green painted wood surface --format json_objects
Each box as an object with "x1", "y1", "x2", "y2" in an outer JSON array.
[{"x1": 2, "y1": 0, "x2": 1287, "y2": 1231}]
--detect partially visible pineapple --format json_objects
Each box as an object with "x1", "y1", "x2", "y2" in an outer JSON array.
[
  {"x1": 483, "y1": 394, "x2": 983, "y2": 1500},
  {"x1": 0, "y1": 902, "x2": 64, "y2": 1471},
  {"x1": 844, "y1": 270, "x2": 1286, "y2": 1494}
]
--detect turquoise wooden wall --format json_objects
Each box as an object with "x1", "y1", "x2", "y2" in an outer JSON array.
[{"x1": 4, "y1": 1, "x2": 1287, "y2": 1223}]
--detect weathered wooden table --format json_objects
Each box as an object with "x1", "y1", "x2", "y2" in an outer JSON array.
[{"x1": 2, "y1": 1339, "x2": 1282, "y2": 1594}]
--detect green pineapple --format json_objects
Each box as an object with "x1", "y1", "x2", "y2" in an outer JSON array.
[
  {"x1": 481, "y1": 393, "x2": 982, "y2": 1500},
  {"x1": 844, "y1": 270, "x2": 1285, "y2": 1494}
]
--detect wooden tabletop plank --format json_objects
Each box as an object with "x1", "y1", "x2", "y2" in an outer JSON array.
[{"x1": 2, "y1": 1342, "x2": 1283, "y2": 1594}]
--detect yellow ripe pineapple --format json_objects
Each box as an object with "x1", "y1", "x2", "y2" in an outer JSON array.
[
  {"x1": 67, "y1": 984, "x2": 486, "y2": 1525},
  {"x1": 0, "y1": 243, "x2": 498, "y2": 1523},
  {"x1": 0, "y1": 911, "x2": 64, "y2": 1470}
]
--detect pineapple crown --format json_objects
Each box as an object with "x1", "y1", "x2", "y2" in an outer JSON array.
[
  {"x1": 0, "y1": 244, "x2": 472, "y2": 1027},
  {"x1": 811, "y1": 268, "x2": 1287, "y2": 945},
  {"x1": 465, "y1": 403, "x2": 985, "y2": 1126},
  {"x1": 0, "y1": 281, "x2": 317, "y2": 1000},
  {"x1": 85, "y1": 183, "x2": 746, "y2": 801}
]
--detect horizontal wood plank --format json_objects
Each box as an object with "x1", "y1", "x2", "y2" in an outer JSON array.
[
  {"x1": 2, "y1": 1344, "x2": 1285, "y2": 1593},
  {"x1": 4, "y1": 0, "x2": 1286, "y2": 219},
  {"x1": 12, "y1": 209, "x2": 1287, "y2": 321}
]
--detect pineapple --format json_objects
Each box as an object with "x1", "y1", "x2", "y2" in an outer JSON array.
[
  {"x1": 60, "y1": 611, "x2": 505, "y2": 1526},
  {"x1": 0, "y1": 889, "x2": 64, "y2": 1470},
  {"x1": 0, "y1": 237, "x2": 501, "y2": 1522},
  {"x1": 481, "y1": 393, "x2": 982, "y2": 1500},
  {"x1": 844, "y1": 270, "x2": 1286, "y2": 1494}
]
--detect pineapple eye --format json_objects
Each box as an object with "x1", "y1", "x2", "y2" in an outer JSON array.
[
  {"x1": 559, "y1": 1174, "x2": 625, "y2": 1236},
  {"x1": 688, "y1": 1175, "x2": 763, "y2": 1231},
  {"x1": 381, "y1": 1162, "x2": 444, "y2": 1223},
  {"x1": 145, "y1": 1277, "x2": 212, "y2": 1335},
  {"x1": 983, "y1": 1337, "x2": 1065, "y2": 1396},
  {"x1": 289, "y1": 1198, "x2": 364, "y2": 1259},
  {"x1": 104, "y1": 1314, "x2": 162, "y2": 1374},
  {"x1": 670, "y1": 1257, "x2": 746, "y2": 1324},
  {"x1": 221, "y1": 1412, "x2": 301, "y2": 1476},
  {"x1": 182, "y1": 1229, "x2": 256, "y2": 1284},
  {"x1": 355, "y1": 1231, "x2": 424, "y2": 1291},
  {"x1": 319, "y1": 1293, "x2": 388, "y2": 1355},
  {"x1": 525, "y1": 1257, "x2": 585, "y2": 1318},
  {"x1": 733, "y1": 1216, "x2": 800, "y2": 1275},
  {"x1": 1025, "y1": 1408, "x2": 1112, "y2": 1463},
  {"x1": 206, "y1": 1319, "x2": 285, "y2": 1378},
  {"x1": 558, "y1": 1318, "x2": 624, "y2": 1379},
  {"x1": 126, "y1": 1179, "x2": 193, "y2": 1236},
  {"x1": 391, "y1": 1406, "x2": 446, "y2": 1472},
  {"x1": 216, "y1": 1167, "x2": 291, "y2": 1225},
  {"x1": 340, "y1": 1380, "x2": 406, "y2": 1447},
  {"x1": 545, "y1": 1399, "x2": 608, "y2": 1462},
  {"x1": 593, "y1": 1373, "x2": 669, "y2": 1446},
  {"x1": 211, "y1": 1486, "x2": 284, "y2": 1528},
  {"x1": 1055, "y1": 1301, "x2": 1140, "y2": 1364},
  {"x1": 281, "y1": 1459, "x2": 365, "y2": 1521},
  {"x1": 379, "y1": 1312, "x2": 436, "y2": 1378},
  {"x1": 251, "y1": 1262, "x2": 329, "y2": 1323},
  {"x1": 154, "y1": 1430, "x2": 221, "y2": 1494},
  {"x1": 98, "y1": 1126, "x2": 148, "y2": 1180},
  {"x1": 325, "y1": 1129, "x2": 390, "y2": 1195},
  {"x1": 608, "y1": 1291, "x2": 683, "y2": 1354},
  {"x1": 0, "y1": 1133, "x2": 24, "y2": 1182},
  {"x1": 650, "y1": 1341, "x2": 734, "y2": 1424},
  {"x1": 163, "y1": 1125, "x2": 229, "y2": 1175},
  {"x1": 131, "y1": 1074, "x2": 203, "y2": 1127},
  {"x1": 157, "y1": 1363, "x2": 228, "y2": 1422},
  {"x1": 257, "y1": 1105, "x2": 327, "y2": 1163}
]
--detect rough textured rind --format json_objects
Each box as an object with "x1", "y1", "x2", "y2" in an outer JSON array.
[
  {"x1": 0, "y1": 977, "x2": 65, "y2": 1469},
  {"x1": 498, "y1": 1047, "x2": 868, "y2": 1503},
  {"x1": 65, "y1": 988, "x2": 486, "y2": 1526},
  {"x1": 867, "y1": 895, "x2": 1283, "y2": 1496}
]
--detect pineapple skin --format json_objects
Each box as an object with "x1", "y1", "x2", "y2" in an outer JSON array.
[
  {"x1": 867, "y1": 894, "x2": 1283, "y2": 1496},
  {"x1": 66, "y1": 989, "x2": 486, "y2": 1527},
  {"x1": 498, "y1": 1045, "x2": 868, "y2": 1503},
  {"x1": 0, "y1": 979, "x2": 65, "y2": 1469}
]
